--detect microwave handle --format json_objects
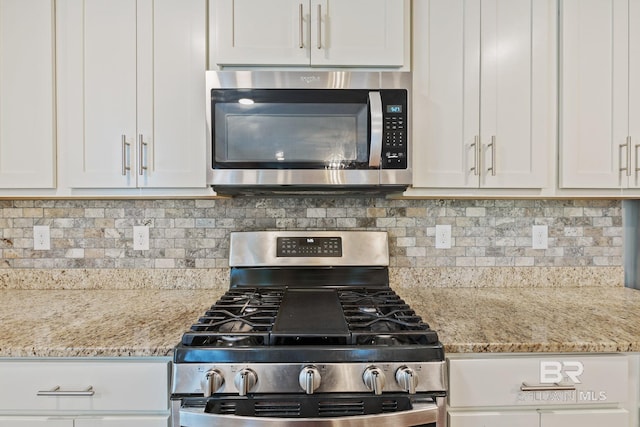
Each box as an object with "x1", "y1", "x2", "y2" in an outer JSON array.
[{"x1": 368, "y1": 91, "x2": 383, "y2": 168}]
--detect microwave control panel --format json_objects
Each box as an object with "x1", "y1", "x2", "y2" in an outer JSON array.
[{"x1": 381, "y1": 90, "x2": 407, "y2": 169}]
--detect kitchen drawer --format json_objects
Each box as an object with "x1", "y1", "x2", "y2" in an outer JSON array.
[
  {"x1": 0, "y1": 359, "x2": 170, "y2": 413},
  {"x1": 448, "y1": 354, "x2": 628, "y2": 408}
]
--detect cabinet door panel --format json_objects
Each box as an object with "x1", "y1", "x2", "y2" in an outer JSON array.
[
  {"x1": 481, "y1": 0, "x2": 552, "y2": 188},
  {"x1": 0, "y1": 419, "x2": 72, "y2": 427},
  {"x1": 213, "y1": 0, "x2": 309, "y2": 66},
  {"x1": 58, "y1": 0, "x2": 138, "y2": 188},
  {"x1": 540, "y1": 408, "x2": 628, "y2": 427},
  {"x1": 138, "y1": 0, "x2": 206, "y2": 187},
  {"x1": 310, "y1": 0, "x2": 404, "y2": 67},
  {"x1": 560, "y1": 0, "x2": 629, "y2": 188},
  {"x1": 412, "y1": 0, "x2": 480, "y2": 188},
  {"x1": 630, "y1": 0, "x2": 640, "y2": 187},
  {"x1": 74, "y1": 416, "x2": 169, "y2": 427},
  {"x1": 449, "y1": 411, "x2": 538, "y2": 427},
  {"x1": 0, "y1": 0, "x2": 55, "y2": 188}
]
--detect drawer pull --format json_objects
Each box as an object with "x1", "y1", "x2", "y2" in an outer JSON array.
[
  {"x1": 520, "y1": 382, "x2": 576, "y2": 392},
  {"x1": 37, "y1": 385, "x2": 95, "y2": 397}
]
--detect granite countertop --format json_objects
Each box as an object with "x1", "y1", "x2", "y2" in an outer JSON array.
[{"x1": 1, "y1": 287, "x2": 640, "y2": 357}]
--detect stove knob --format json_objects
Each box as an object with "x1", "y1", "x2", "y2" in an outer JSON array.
[
  {"x1": 395, "y1": 366, "x2": 418, "y2": 394},
  {"x1": 234, "y1": 368, "x2": 258, "y2": 396},
  {"x1": 363, "y1": 366, "x2": 386, "y2": 395},
  {"x1": 298, "y1": 366, "x2": 321, "y2": 394},
  {"x1": 202, "y1": 369, "x2": 225, "y2": 397}
]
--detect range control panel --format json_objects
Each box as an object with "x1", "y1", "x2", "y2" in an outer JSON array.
[{"x1": 276, "y1": 237, "x2": 342, "y2": 257}]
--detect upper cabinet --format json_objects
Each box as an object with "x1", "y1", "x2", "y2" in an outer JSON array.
[
  {"x1": 0, "y1": 0, "x2": 55, "y2": 188},
  {"x1": 56, "y1": 0, "x2": 207, "y2": 189},
  {"x1": 412, "y1": 0, "x2": 556, "y2": 190},
  {"x1": 559, "y1": 0, "x2": 640, "y2": 189},
  {"x1": 210, "y1": 0, "x2": 407, "y2": 68}
]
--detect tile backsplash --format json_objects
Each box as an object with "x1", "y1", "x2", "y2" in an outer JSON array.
[{"x1": 0, "y1": 198, "x2": 623, "y2": 288}]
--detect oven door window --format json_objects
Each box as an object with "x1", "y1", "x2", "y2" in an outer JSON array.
[{"x1": 212, "y1": 89, "x2": 370, "y2": 169}]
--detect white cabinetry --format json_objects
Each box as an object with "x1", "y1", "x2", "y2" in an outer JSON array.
[
  {"x1": 57, "y1": 0, "x2": 206, "y2": 189},
  {"x1": 210, "y1": 0, "x2": 406, "y2": 68},
  {"x1": 412, "y1": 0, "x2": 556, "y2": 190},
  {"x1": 559, "y1": 0, "x2": 640, "y2": 189},
  {"x1": 0, "y1": 420, "x2": 72, "y2": 427},
  {"x1": 0, "y1": 0, "x2": 55, "y2": 188},
  {"x1": 448, "y1": 354, "x2": 632, "y2": 426},
  {"x1": 0, "y1": 359, "x2": 170, "y2": 427}
]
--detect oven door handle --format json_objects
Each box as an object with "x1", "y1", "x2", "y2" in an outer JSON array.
[
  {"x1": 368, "y1": 91, "x2": 383, "y2": 169},
  {"x1": 179, "y1": 400, "x2": 439, "y2": 427}
]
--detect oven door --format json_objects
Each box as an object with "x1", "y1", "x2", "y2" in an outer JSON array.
[{"x1": 175, "y1": 397, "x2": 445, "y2": 427}]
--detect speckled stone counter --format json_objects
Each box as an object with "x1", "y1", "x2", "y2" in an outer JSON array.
[
  {"x1": 0, "y1": 289, "x2": 225, "y2": 357},
  {"x1": 1, "y1": 287, "x2": 639, "y2": 357},
  {"x1": 396, "y1": 287, "x2": 640, "y2": 354}
]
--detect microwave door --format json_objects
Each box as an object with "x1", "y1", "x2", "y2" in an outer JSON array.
[{"x1": 368, "y1": 91, "x2": 383, "y2": 169}]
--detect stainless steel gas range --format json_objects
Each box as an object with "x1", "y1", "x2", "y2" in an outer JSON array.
[{"x1": 171, "y1": 231, "x2": 446, "y2": 427}]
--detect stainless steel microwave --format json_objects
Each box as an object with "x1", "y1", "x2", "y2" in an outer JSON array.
[{"x1": 206, "y1": 71, "x2": 411, "y2": 196}]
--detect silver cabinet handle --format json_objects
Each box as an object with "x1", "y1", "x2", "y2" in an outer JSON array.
[
  {"x1": 121, "y1": 135, "x2": 131, "y2": 176},
  {"x1": 487, "y1": 135, "x2": 496, "y2": 176},
  {"x1": 138, "y1": 134, "x2": 148, "y2": 176},
  {"x1": 520, "y1": 382, "x2": 576, "y2": 392},
  {"x1": 620, "y1": 137, "x2": 631, "y2": 176},
  {"x1": 368, "y1": 92, "x2": 383, "y2": 168},
  {"x1": 37, "y1": 385, "x2": 95, "y2": 397},
  {"x1": 470, "y1": 135, "x2": 480, "y2": 175},
  {"x1": 317, "y1": 4, "x2": 322, "y2": 49},
  {"x1": 298, "y1": 3, "x2": 304, "y2": 48}
]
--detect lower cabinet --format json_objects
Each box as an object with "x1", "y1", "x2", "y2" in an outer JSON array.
[
  {"x1": 0, "y1": 419, "x2": 72, "y2": 427},
  {"x1": 449, "y1": 408, "x2": 628, "y2": 427},
  {"x1": 0, "y1": 417, "x2": 168, "y2": 427},
  {"x1": 447, "y1": 354, "x2": 632, "y2": 426},
  {"x1": 0, "y1": 358, "x2": 170, "y2": 427}
]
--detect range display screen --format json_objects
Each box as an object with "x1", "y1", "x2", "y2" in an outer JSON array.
[{"x1": 276, "y1": 237, "x2": 342, "y2": 257}]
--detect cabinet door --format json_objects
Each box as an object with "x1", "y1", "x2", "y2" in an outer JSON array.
[
  {"x1": 412, "y1": 0, "x2": 481, "y2": 188},
  {"x1": 212, "y1": 0, "x2": 404, "y2": 68},
  {"x1": 540, "y1": 408, "x2": 629, "y2": 427},
  {"x1": 630, "y1": 0, "x2": 640, "y2": 188},
  {"x1": 560, "y1": 0, "x2": 629, "y2": 188},
  {"x1": 74, "y1": 416, "x2": 169, "y2": 427},
  {"x1": 480, "y1": 0, "x2": 553, "y2": 188},
  {"x1": 0, "y1": 419, "x2": 72, "y2": 427},
  {"x1": 0, "y1": 0, "x2": 55, "y2": 188},
  {"x1": 57, "y1": 0, "x2": 138, "y2": 188},
  {"x1": 137, "y1": 0, "x2": 206, "y2": 188},
  {"x1": 309, "y1": 0, "x2": 404, "y2": 67},
  {"x1": 213, "y1": 0, "x2": 309, "y2": 66},
  {"x1": 449, "y1": 411, "x2": 538, "y2": 427}
]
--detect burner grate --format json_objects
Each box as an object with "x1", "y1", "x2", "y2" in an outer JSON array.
[
  {"x1": 181, "y1": 287, "x2": 439, "y2": 347},
  {"x1": 339, "y1": 288, "x2": 439, "y2": 345},
  {"x1": 181, "y1": 288, "x2": 282, "y2": 346}
]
